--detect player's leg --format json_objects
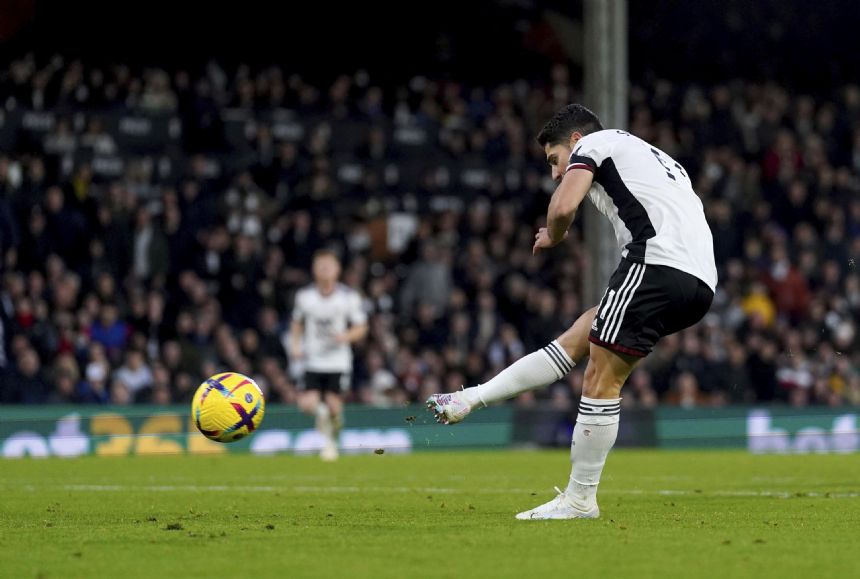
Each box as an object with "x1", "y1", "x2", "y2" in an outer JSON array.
[
  {"x1": 298, "y1": 373, "x2": 337, "y2": 460},
  {"x1": 324, "y1": 391, "x2": 344, "y2": 426},
  {"x1": 515, "y1": 343, "x2": 638, "y2": 520},
  {"x1": 516, "y1": 261, "x2": 647, "y2": 520},
  {"x1": 321, "y1": 387, "x2": 344, "y2": 461},
  {"x1": 517, "y1": 262, "x2": 714, "y2": 520},
  {"x1": 563, "y1": 344, "x2": 639, "y2": 508},
  {"x1": 331, "y1": 372, "x2": 351, "y2": 437},
  {"x1": 555, "y1": 305, "x2": 599, "y2": 358},
  {"x1": 297, "y1": 385, "x2": 321, "y2": 416},
  {"x1": 558, "y1": 270, "x2": 712, "y2": 515},
  {"x1": 426, "y1": 306, "x2": 596, "y2": 424}
]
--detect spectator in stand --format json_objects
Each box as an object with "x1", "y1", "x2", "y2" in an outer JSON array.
[
  {"x1": 89, "y1": 302, "x2": 128, "y2": 362},
  {"x1": 113, "y1": 349, "x2": 154, "y2": 401},
  {"x1": 2, "y1": 348, "x2": 50, "y2": 404}
]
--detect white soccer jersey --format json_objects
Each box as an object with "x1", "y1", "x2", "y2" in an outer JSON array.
[
  {"x1": 568, "y1": 129, "x2": 718, "y2": 291},
  {"x1": 292, "y1": 284, "x2": 368, "y2": 373}
]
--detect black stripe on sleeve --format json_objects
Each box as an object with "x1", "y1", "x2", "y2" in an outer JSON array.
[{"x1": 567, "y1": 153, "x2": 597, "y2": 173}]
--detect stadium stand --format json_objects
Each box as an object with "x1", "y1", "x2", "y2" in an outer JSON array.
[{"x1": 0, "y1": 55, "x2": 858, "y2": 409}]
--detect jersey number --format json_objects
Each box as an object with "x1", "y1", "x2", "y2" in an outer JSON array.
[{"x1": 650, "y1": 148, "x2": 687, "y2": 182}]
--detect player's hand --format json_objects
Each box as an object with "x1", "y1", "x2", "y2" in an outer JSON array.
[
  {"x1": 290, "y1": 345, "x2": 304, "y2": 360},
  {"x1": 332, "y1": 333, "x2": 349, "y2": 345},
  {"x1": 533, "y1": 228, "x2": 567, "y2": 255}
]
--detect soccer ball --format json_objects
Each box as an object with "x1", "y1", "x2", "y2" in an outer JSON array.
[{"x1": 191, "y1": 372, "x2": 266, "y2": 443}]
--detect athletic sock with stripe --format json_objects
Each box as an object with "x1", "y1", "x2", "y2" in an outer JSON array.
[
  {"x1": 565, "y1": 396, "x2": 621, "y2": 509},
  {"x1": 460, "y1": 340, "x2": 575, "y2": 409}
]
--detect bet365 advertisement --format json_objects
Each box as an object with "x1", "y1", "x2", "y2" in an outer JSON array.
[{"x1": 655, "y1": 407, "x2": 860, "y2": 453}]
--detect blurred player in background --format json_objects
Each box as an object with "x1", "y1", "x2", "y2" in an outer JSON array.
[
  {"x1": 428, "y1": 104, "x2": 717, "y2": 519},
  {"x1": 290, "y1": 250, "x2": 368, "y2": 461}
]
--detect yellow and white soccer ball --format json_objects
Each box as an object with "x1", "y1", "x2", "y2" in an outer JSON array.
[{"x1": 192, "y1": 372, "x2": 265, "y2": 443}]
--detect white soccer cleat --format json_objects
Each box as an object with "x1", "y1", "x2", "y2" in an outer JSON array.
[
  {"x1": 515, "y1": 487, "x2": 600, "y2": 520},
  {"x1": 320, "y1": 441, "x2": 339, "y2": 462},
  {"x1": 426, "y1": 392, "x2": 472, "y2": 425}
]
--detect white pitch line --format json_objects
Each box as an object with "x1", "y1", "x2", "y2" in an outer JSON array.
[{"x1": 28, "y1": 484, "x2": 857, "y2": 499}]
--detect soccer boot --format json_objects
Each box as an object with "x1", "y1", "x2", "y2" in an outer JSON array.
[
  {"x1": 425, "y1": 391, "x2": 472, "y2": 425},
  {"x1": 515, "y1": 487, "x2": 600, "y2": 520},
  {"x1": 320, "y1": 440, "x2": 339, "y2": 462}
]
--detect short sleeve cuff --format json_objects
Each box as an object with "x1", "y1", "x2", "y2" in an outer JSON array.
[{"x1": 566, "y1": 153, "x2": 596, "y2": 173}]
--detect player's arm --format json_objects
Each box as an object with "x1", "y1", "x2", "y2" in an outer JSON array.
[
  {"x1": 289, "y1": 319, "x2": 305, "y2": 359},
  {"x1": 289, "y1": 294, "x2": 306, "y2": 359},
  {"x1": 334, "y1": 293, "x2": 369, "y2": 345},
  {"x1": 534, "y1": 168, "x2": 594, "y2": 255},
  {"x1": 333, "y1": 323, "x2": 368, "y2": 345},
  {"x1": 547, "y1": 168, "x2": 593, "y2": 239}
]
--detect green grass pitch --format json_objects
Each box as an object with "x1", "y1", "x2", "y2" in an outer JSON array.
[{"x1": 1, "y1": 450, "x2": 858, "y2": 578}]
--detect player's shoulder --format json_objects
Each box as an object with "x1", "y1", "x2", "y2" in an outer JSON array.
[
  {"x1": 296, "y1": 284, "x2": 317, "y2": 300},
  {"x1": 336, "y1": 283, "x2": 362, "y2": 299},
  {"x1": 578, "y1": 128, "x2": 630, "y2": 147},
  {"x1": 298, "y1": 283, "x2": 317, "y2": 295},
  {"x1": 581, "y1": 130, "x2": 657, "y2": 164},
  {"x1": 573, "y1": 130, "x2": 622, "y2": 160}
]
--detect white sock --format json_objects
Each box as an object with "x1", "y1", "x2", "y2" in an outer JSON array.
[
  {"x1": 316, "y1": 402, "x2": 330, "y2": 420},
  {"x1": 461, "y1": 341, "x2": 574, "y2": 408},
  {"x1": 316, "y1": 402, "x2": 332, "y2": 437},
  {"x1": 566, "y1": 396, "x2": 621, "y2": 509}
]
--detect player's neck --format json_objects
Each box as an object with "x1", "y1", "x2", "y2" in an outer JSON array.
[{"x1": 316, "y1": 282, "x2": 336, "y2": 296}]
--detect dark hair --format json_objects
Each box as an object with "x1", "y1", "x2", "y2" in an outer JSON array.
[{"x1": 536, "y1": 104, "x2": 603, "y2": 147}]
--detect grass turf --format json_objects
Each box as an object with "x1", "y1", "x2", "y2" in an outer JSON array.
[{"x1": 1, "y1": 450, "x2": 858, "y2": 579}]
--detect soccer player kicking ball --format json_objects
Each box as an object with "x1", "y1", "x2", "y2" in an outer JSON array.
[
  {"x1": 427, "y1": 104, "x2": 717, "y2": 519},
  {"x1": 290, "y1": 250, "x2": 368, "y2": 461}
]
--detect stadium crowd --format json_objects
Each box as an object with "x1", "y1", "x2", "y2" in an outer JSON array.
[{"x1": 0, "y1": 55, "x2": 859, "y2": 410}]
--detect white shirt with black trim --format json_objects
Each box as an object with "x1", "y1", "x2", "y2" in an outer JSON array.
[
  {"x1": 291, "y1": 284, "x2": 367, "y2": 373},
  {"x1": 567, "y1": 129, "x2": 718, "y2": 292}
]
